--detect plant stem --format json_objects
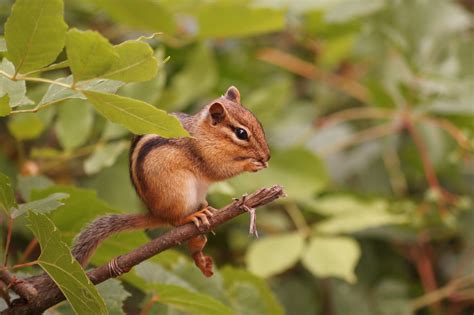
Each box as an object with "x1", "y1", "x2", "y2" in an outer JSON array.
[
  {"x1": 10, "y1": 97, "x2": 70, "y2": 115},
  {"x1": 418, "y1": 115, "x2": 472, "y2": 151},
  {"x1": 139, "y1": 295, "x2": 160, "y2": 315},
  {"x1": 3, "y1": 217, "x2": 13, "y2": 266},
  {"x1": 410, "y1": 241, "x2": 442, "y2": 312},
  {"x1": 0, "y1": 70, "x2": 72, "y2": 89},
  {"x1": 19, "y1": 240, "x2": 38, "y2": 264},
  {"x1": 11, "y1": 261, "x2": 38, "y2": 270},
  {"x1": 410, "y1": 275, "x2": 474, "y2": 310},
  {"x1": 403, "y1": 114, "x2": 449, "y2": 214},
  {"x1": 257, "y1": 48, "x2": 369, "y2": 103},
  {"x1": 285, "y1": 203, "x2": 310, "y2": 235},
  {"x1": 319, "y1": 121, "x2": 402, "y2": 156},
  {"x1": 316, "y1": 107, "x2": 395, "y2": 128}
]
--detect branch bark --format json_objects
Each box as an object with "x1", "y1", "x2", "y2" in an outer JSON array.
[{"x1": 2, "y1": 185, "x2": 285, "y2": 315}]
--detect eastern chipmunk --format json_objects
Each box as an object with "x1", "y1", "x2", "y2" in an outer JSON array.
[{"x1": 72, "y1": 86, "x2": 270, "y2": 276}]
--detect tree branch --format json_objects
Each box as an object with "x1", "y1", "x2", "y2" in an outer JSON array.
[{"x1": 2, "y1": 185, "x2": 285, "y2": 315}]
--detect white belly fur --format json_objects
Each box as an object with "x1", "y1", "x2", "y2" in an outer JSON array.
[{"x1": 183, "y1": 174, "x2": 209, "y2": 215}]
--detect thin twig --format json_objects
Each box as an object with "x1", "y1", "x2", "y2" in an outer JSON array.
[
  {"x1": 410, "y1": 274, "x2": 474, "y2": 310},
  {"x1": 257, "y1": 48, "x2": 369, "y2": 103},
  {"x1": 10, "y1": 97, "x2": 70, "y2": 115},
  {"x1": 11, "y1": 261, "x2": 38, "y2": 270},
  {"x1": 319, "y1": 122, "x2": 402, "y2": 156},
  {"x1": 285, "y1": 203, "x2": 310, "y2": 235},
  {"x1": 0, "y1": 71, "x2": 72, "y2": 89},
  {"x1": 418, "y1": 116, "x2": 472, "y2": 151},
  {"x1": 409, "y1": 241, "x2": 442, "y2": 312},
  {"x1": 404, "y1": 115, "x2": 449, "y2": 214},
  {"x1": 19, "y1": 240, "x2": 38, "y2": 264},
  {"x1": 316, "y1": 107, "x2": 395, "y2": 128},
  {"x1": 139, "y1": 294, "x2": 160, "y2": 315},
  {"x1": 3, "y1": 217, "x2": 13, "y2": 266}
]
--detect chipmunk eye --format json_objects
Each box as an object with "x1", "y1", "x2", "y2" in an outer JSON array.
[{"x1": 235, "y1": 128, "x2": 249, "y2": 140}]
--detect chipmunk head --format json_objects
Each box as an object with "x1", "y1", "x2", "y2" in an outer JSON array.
[{"x1": 195, "y1": 86, "x2": 270, "y2": 178}]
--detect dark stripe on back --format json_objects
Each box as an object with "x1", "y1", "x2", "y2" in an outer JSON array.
[
  {"x1": 129, "y1": 135, "x2": 144, "y2": 192},
  {"x1": 186, "y1": 141, "x2": 211, "y2": 176},
  {"x1": 135, "y1": 137, "x2": 171, "y2": 193}
]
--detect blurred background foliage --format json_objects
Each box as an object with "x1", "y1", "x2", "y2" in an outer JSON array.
[{"x1": 0, "y1": 0, "x2": 473, "y2": 314}]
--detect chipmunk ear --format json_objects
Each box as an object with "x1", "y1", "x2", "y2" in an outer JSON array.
[
  {"x1": 225, "y1": 86, "x2": 240, "y2": 103},
  {"x1": 208, "y1": 102, "x2": 226, "y2": 125}
]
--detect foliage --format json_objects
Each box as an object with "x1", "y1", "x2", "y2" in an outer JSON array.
[{"x1": 0, "y1": 0, "x2": 473, "y2": 314}]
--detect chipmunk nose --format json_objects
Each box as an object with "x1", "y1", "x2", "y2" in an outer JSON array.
[
  {"x1": 259, "y1": 156, "x2": 270, "y2": 168},
  {"x1": 263, "y1": 153, "x2": 270, "y2": 163}
]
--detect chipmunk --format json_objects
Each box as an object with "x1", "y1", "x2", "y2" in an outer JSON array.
[{"x1": 72, "y1": 86, "x2": 270, "y2": 277}]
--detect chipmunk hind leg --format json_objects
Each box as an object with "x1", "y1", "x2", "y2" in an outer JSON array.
[{"x1": 188, "y1": 235, "x2": 213, "y2": 277}]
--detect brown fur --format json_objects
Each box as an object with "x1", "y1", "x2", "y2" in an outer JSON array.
[{"x1": 71, "y1": 86, "x2": 270, "y2": 267}]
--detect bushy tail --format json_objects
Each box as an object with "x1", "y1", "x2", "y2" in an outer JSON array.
[{"x1": 71, "y1": 213, "x2": 162, "y2": 266}]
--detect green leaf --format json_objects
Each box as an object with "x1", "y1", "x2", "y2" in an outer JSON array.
[
  {"x1": 39, "y1": 75, "x2": 123, "y2": 105},
  {"x1": 323, "y1": 0, "x2": 385, "y2": 23},
  {"x1": 171, "y1": 261, "x2": 229, "y2": 304},
  {"x1": 160, "y1": 44, "x2": 217, "y2": 111},
  {"x1": 91, "y1": 0, "x2": 176, "y2": 34},
  {"x1": 0, "y1": 38, "x2": 6, "y2": 52},
  {"x1": 31, "y1": 60, "x2": 69, "y2": 74},
  {"x1": 246, "y1": 232, "x2": 305, "y2": 278},
  {"x1": 314, "y1": 210, "x2": 407, "y2": 235},
  {"x1": 103, "y1": 41, "x2": 158, "y2": 82},
  {"x1": 307, "y1": 195, "x2": 408, "y2": 234},
  {"x1": 0, "y1": 58, "x2": 32, "y2": 107},
  {"x1": 17, "y1": 175, "x2": 54, "y2": 201},
  {"x1": 30, "y1": 148, "x2": 62, "y2": 160},
  {"x1": 0, "y1": 172, "x2": 16, "y2": 215},
  {"x1": 83, "y1": 91, "x2": 189, "y2": 137},
  {"x1": 117, "y1": 47, "x2": 166, "y2": 103},
  {"x1": 307, "y1": 194, "x2": 388, "y2": 216},
  {"x1": 81, "y1": 153, "x2": 141, "y2": 210},
  {"x1": 96, "y1": 279, "x2": 130, "y2": 315},
  {"x1": 245, "y1": 79, "x2": 291, "y2": 127},
  {"x1": 7, "y1": 113, "x2": 44, "y2": 140},
  {"x1": 196, "y1": 4, "x2": 285, "y2": 38},
  {"x1": 101, "y1": 121, "x2": 129, "y2": 141},
  {"x1": 0, "y1": 95, "x2": 10, "y2": 116},
  {"x1": 231, "y1": 148, "x2": 329, "y2": 200},
  {"x1": 144, "y1": 284, "x2": 234, "y2": 315},
  {"x1": 5, "y1": 0, "x2": 67, "y2": 74},
  {"x1": 319, "y1": 34, "x2": 354, "y2": 68},
  {"x1": 329, "y1": 279, "x2": 413, "y2": 315},
  {"x1": 301, "y1": 236, "x2": 361, "y2": 283},
  {"x1": 56, "y1": 99, "x2": 94, "y2": 150},
  {"x1": 136, "y1": 262, "x2": 233, "y2": 314},
  {"x1": 371, "y1": 280, "x2": 413, "y2": 315},
  {"x1": 26, "y1": 212, "x2": 107, "y2": 315},
  {"x1": 135, "y1": 262, "x2": 195, "y2": 290},
  {"x1": 84, "y1": 141, "x2": 128, "y2": 175},
  {"x1": 221, "y1": 267, "x2": 284, "y2": 315},
  {"x1": 12, "y1": 192, "x2": 69, "y2": 218},
  {"x1": 66, "y1": 29, "x2": 118, "y2": 82}
]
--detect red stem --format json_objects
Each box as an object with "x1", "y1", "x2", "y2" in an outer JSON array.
[
  {"x1": 3, "y1": 218, "x2": 13, "y2": 266},
  {"x1": 404, "y1": 115, "x2": 448, "y2": 214},
  {"x1": 411, "y1": 242, "x2": 442, "y2": 312}
]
